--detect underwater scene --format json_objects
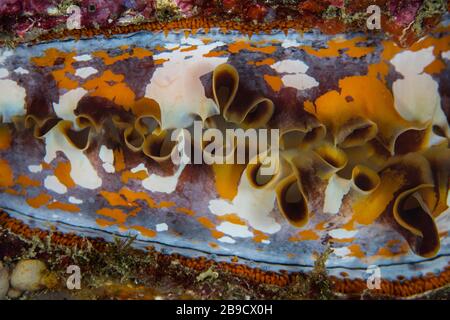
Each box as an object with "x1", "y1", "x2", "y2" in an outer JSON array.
[{"x1": 0, "y1": 0, "x2": 449, "y2": 302}]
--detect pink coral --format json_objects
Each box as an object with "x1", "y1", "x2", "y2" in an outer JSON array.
[
  {"x1": 0, "y1": 0, "x2": 22, "y2": 16},
  {"x1": 175, "y1": 0, "x2": 205, "y2": 16},
  {"x1": 175, "y1": 0, "x2": 193, "y2": 14},
  {"x1": 81, "y1": 0, "x2": 126, "y2": 26},
  {"x1": 22, "y1": 0, "x2": 53, "y2": 15},
  {"x1": 123, "y1": 0, "x2": 155, "y2": 18},
  {"x1": 389, "y1": 0, "x2": 423, "y2": 27},
  {"x1": 326, "y1": 0, "x2": 345, "y2": 8}
]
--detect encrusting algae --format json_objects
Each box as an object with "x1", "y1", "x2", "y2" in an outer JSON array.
[{"x1": 0, "y1": 1, "x2": 449, "y2": 300}]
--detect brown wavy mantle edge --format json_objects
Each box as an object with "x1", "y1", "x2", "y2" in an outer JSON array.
[
  {"x1": 0, "y1": 0, "x2": 448, "y2": 48},
  {"x1": 1, "y1": 211, "x2": 449, "y2": 300}
]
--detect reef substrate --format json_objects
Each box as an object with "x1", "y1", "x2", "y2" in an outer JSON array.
[{"x1": 0, "y1": 1, "x2": 450, "y2": 300}]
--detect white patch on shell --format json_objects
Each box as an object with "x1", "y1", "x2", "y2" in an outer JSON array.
[
  {"x1": 164, "y1": 43, "x2": 179, "y2": 50},
  {"x1": 44, "y1": 176, "x2": 68, "y2": 194},
  {"x1": 218, "y1": 236, "x2": 236, "y2": 244},
  {"x1": 208, "y1": 169, "x2": 281, "y2": 234},
  {"x1": 99, "y1": 145, "x2": 115, "y2": 173},
  {"x1": 272, "y1": 60, "x2": 308, "y2": 74},
  {"x1": 442, "y1": 50, "x2": 450, "y2": 60},
  {"x1": 28, "y1": 165, "x2": 43, "y2": 173},
  {"x1": 142, "y1": 164, "x2": 185, "y2": 194},
  {"x1": 156, "y1": 223, "x2": 168, "y2": 232},
  {"x1": 43, "y1": 126, "x2": 102, "y2": 190},
  {"x1": 131, "y1": 163, "x2": 147, "y2": 173},
  {"x1": 323, "y1": 174, "x2": 352, "y2": 214},
  {"x1": 280, "y1": 74, "x2": 319, "y2": 90},
  {"x1": 0, "y1": 79, "x2": 27, "y2": 123},
  {"x1": 281, "y1": 38, "x2": 301, "y2": 48},
  {"x1": 75, "y1": 67, "x2": 98, "y2": 79},
  {"x1": 391, "y1": 48, "x2": 441, "y2": 124},
  {"x1": 144, "y1": 38, "x2": 228, "y2": 129},
  {"x1": 0, "y1": 49, "x2": 13, "y2": 64},
  {"x1": 391, "y1": 47, "x2": 435, "y2": 76},
  {"x1": 73, "y1": 54, "x2": 92, "y2": 62},
  {"x1": 329, "y1": 229, "x2": 358, "y2": 239},
  {"x1": 14, "y1": 67, "x2": 29, "y2": 75},
  {"x1": 53, "y1": 88, "x2": 87, "y2": 124},
  {"x1": 270, "y1": 59, "x2": 319, "y2": 91},
  {"x1": 216, "y1": 222, "x2": 253, "y2": 238},
  {"x1": 68, "y1": 196, "x2": 83, "y2": 204},
  {"x1": 0, "y1": 68, "x2": 9, "y2": 78},
  {"x1": 102, "y1": 163, "x2": 115, "y2": 173},
  {"x1": 333, "y1": 247, "x2": 351, "y2": 258}
]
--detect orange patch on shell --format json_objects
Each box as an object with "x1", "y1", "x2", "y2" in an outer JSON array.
[
  {"x1": 96, "y1": 218, "x2": 116, "y2": 227},
  {"x1": 217, "y1": 213, "x2": 247, "y2": 226},
  {"x1": 209, "y1": 242, "x2": 219, "y2": 249},
  {"x1": 264, "y1": 74, "x2": 283, "y2": 92},
  {"x1": 253, "y1": 230, "x2": 270, "y2": 243},
  {"x1": 211, "y1": 164, "x2": 245, "y2": 201},
  {"x1": 96, "y1": 207, "x2": 128, "y2": 224},
  {"x1": 93, "y1": 47, "x2": 152, "y2": 65},
  {"x1": 0, "y1": 125, "x2": 12, "y2": 150},
  {"x1": 114, "y1": 149, "x2": 126, "y2": 172},
  {"x1": 180, "y1": 45, "x2": 198, "y2": 52},
  {"x1": 154, "y1": 58, "x2": 169, "y2": 65},
  {"x1": 131, "y1": 225, "x2": 156, "y2": 238},
  {"x1": 54, "y1": 162, "x2": 76, "y2": 188},
  {"x1": 16, "y1": 175, "x2": 40, "y2": 188},
  {"x1": 300, "y1": 37, "x2": 375, "y2": 58},
  {"x1": 348, "y1": 244, "x2": 365, "y2": 259},
  {"x1": 289, "y1": 229, "x2": 320, "y2": 242},
  {"x1": 197, "y1": 216, "x2": 216, "y2": 229},
  {"x1": 119, "y1": 187, "x2": 157, "y2": 208},
  {"x1": 47, "y1": 201, "x2": 80, "y2": 213},
  {"x1": 0, "y1": 159, "x2": 14, "y2": 188},
  {"x1": 83, "y1": 70, "x2": 136, "y2": 110},
  {"x1": 228, "y1": 41, "x2": 277, "y2": 54},
  {"x1": 211, "y1": 230, "x2": 225, "y2": 239},
  {"x1": 176, "y1": 207, "x2": 196, "y2": 216},
  {"x1": 424, "y1": 59, "x2": 446, "y2": 74},
  {"x1": 203, "y1": 50, "x2": 228, "y2": 57},
  {"x1": 26, "y1": 193, "x2": 52, "y2": 208},
  {"x1": 32, "y1": 48, "x2": 79, "y2": 90},
  {"x1": 159, "y1": 201, "x2": 175, "y2": 208},
  {"x1": 100, "y1": 190, "x2": 134, "y2": 207}
]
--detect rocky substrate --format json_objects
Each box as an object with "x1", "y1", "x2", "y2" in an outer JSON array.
[
  {"x1": 1, "y1": 217, "x2": 449, "y2": 300},
  {"x1": 0, "y1": 1, "x2": 447, "y2": 46},
  {"x1": 0, "y1": 259, "x2": 58, "y2": 299}
]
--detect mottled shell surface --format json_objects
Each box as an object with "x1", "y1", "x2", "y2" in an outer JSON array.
[{"x1": 0, "y1": 19, "x2": 449, "y2": 285}]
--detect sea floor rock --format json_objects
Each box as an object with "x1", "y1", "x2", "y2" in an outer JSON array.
[
  {"x1": 0, "y1": 262, "x2": 10, "y2": 299},
  {"x1": 10, "y1": 259, "x2": 48, "y2": 292}
]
